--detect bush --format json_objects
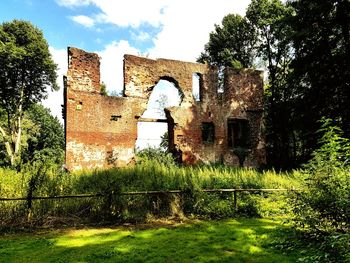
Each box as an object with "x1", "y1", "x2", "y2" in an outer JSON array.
[
  {"x1": 292, "y1": 119, "x2": 350, "y2": 233},
  {"x1": 291, "y1": 118, "x2": 350, "y2": 262}
]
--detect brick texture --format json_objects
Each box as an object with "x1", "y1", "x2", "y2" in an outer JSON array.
[{"x1": 64, "y1": 47, "x2": 266, "y2": 170}]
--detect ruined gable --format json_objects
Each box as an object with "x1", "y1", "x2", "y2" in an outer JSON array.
[{"x1": 64, "y1": 47, "x2": 265, "y2": 170}]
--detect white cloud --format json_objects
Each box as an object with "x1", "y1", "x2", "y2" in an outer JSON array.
[
  {"x1": 58, "y1": 0, "x2": 168, "y2": 27},
  {"x1": 56, "y1": 0, "x2": 91, "y2": 7},
  {"x1": 71, "y1": 15, "x2": 95, "y2": 27},
  {"x1": 98, "y1": 40, "x2": 139, "y2": 94},
  {"x1": 131, "y1": 31, "x2": 151, "y2": 42},
  {"x1": 59, "y1": 0, "x2": 251, "y2": 62},
  {"x1": 42, "y1": 47, "x2": 67, "y2": 123},
  {"x1": 44, "y1": 42, "x2": 140, "y2": 123},
  {"x1": 49, "y1": 0, "x2": 252, "y2": 123},
  {"x1": 148, "y1": 0, "x2": 251, "y2": 62},
  {"x1": 93, "y1": 0, "x2": 168, "y2": 27}
]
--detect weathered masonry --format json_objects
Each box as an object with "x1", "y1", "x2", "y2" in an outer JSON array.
[{"x1": 64, "y1": 47, "x2": 265, "y2": 170}]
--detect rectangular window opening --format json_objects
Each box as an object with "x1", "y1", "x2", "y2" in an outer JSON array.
[
  {"x1": 218, "y1": 66, "x2": 225, "y2": 94},
  {"x1": 192, "y1": 73, "x2": 201, "y2": 102},
  {"x1": 227, "y1": 119, "x2": 250, "y2": 148},
  {"x1": 202, "y1": 122, "x2": 215, "y2": 144},
  {"x1": 111, "y1": 115, "x2": 122, "y2": 121}
]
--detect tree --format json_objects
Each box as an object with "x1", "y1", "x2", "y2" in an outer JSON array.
[
  {"x1": 246, "y1": 0, "x2": 295, "y2": 168},
  {"x1": 100, "y1": 82, "x2": 108, "y2": 96},
  {"x1": 197, "y1": 14, "x2": 257, "y2": 68},
  {"x1": 160, "y1": 131, "x2": 169, "y2": 151},
  {"x1": 0, "y1": 20, "x2": 58, "y2": 166},
  {"x1": 199, "y1": 0, "x2": 294, "y2": 168},
  {"x1": 22, "y1": 104, "x2": 64, "y2": 164},
  {"x1": 287, "y1": 0, "x2": 350, "y2": 163},
  {"x1": 200, "y1": 0, "x2": 350, "y2": 168}
]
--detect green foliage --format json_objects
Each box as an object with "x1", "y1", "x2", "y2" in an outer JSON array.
[
  {"x1": 291, "y1": 119, "x2": 350, "y2": 262},
  {"x1": 0, "y1": 103, "x2": 64, "y2": 167},
  {"x1": 0, "y1": 167, "x2": 29, "y2": 198},
  {"x1": 160, "y1": 132, "x2": 169, "y2": 151},
  {"x1": 292, "y1": 119, "x2": 350, "y2": 233},
  {"x1": 199, "y1": 0, "x2": 350, "y2": 168},
  {"x1": 246, "y1": 0, "x2": 295, "y2": 169},
  {"x1": 0, "y1": 20, "x2": 58, "y2": 104},
  {"x1": 0, "y1": 160, "x2": 71, "y2": 226},
  {"x1": 307, "y1": 118, "x2": 350, "y2": 170},
  {"x1": 197, "y1": 14, "x2": 257, "y2": 68},
  {"x1": 0, "y1": 20, "x2": 58, "y2": 166},
  {"x1": 21, "y1": 104, "x2": 64, "y2": 164},
  {"x1": 287, "y1": 0, "x2": 350, "y2": 165},
  {"x1": 198, "y1": 1, "x2": 296, "y2": 168},
  {"x1": 0, "y1": 150, "x2": 300, "y2": 226},
  {"x1": 246, "y1": 0, "x2": 293, "y2": 64},
  {"x1": 100, "y1": 82, "x2": 107, "y2": 96},
  {"x1": 136, "y1": 147, "x2": 175, "y2": 166}
]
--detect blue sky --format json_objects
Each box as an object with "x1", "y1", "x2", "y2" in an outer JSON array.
[
  {"x1": 0, "y1": 0, "x2": 251, "y2": 125},
  {"x1": 0, "y1": 0, "x2": 158, "y2": 51}
]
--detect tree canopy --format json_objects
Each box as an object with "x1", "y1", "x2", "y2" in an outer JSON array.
[
  {"x1": 0, "y1": 20, "x2": 58, "y2": 166},
  {"x1": 288, "y1": 0, "x2": 350, "y2": 162},
  {"x1": 22, "y1": 104, "x2": 64, "y2": 164},
  {"x1": 198, "y1": 0, "x2": 350, "y2": 168},
  {"x1": 198, "y1": 14, "x2": 257, "y2": 68}
]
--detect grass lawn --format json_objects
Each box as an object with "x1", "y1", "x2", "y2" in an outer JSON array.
[{"x1": 0, "y1": 218, "x2": 308, "y2": 263}]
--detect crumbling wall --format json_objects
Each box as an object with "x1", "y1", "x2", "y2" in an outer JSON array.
[
  {"x1": 65, "y1": 48, "x2": 146, "y2": 170},
  {"x1": 64, "y1": 47, "x2": 265, "y2": 170}
]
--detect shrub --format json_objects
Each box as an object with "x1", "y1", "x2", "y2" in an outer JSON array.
[
  {"x1": 292, "y1": 119, "x2": 350, "y2": 233},
  {"x1": 291, "y1": 118, "x2": 350, "y2": 262}
]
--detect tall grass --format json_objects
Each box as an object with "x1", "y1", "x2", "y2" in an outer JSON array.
[
  {"x1": 0, "y1": 155, "x2": 301, "y2": 227},
  {"x1": 73, "y1": 159, "x2": 300, "y2": 193}
]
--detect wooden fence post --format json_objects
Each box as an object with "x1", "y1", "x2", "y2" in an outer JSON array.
[
  {"x1": 233, "y1": 190, "x2": 237, "y2": 211},
  {"x1": 27, "y1": 191, "x2": 33, "y2": 221}
]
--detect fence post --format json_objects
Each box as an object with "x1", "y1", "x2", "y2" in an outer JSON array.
[
  {"x1": 27, "y1": 191, "x2": 33, "y2": 221},
  {"x1": 233, "y1": 190, "x2": 237, "y2": 211}
]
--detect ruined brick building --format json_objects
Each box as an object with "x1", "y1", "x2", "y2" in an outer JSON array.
[{"x1": 64, "y1": 47, "x2": 265, "y2": 171}]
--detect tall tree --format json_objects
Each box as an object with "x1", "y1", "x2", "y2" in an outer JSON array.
[
  {"x1": 197, "y1": 14, "x2": 257, "y2": 68},
  {"x1": 199, "y1": 0, "x2": 294, "y2": 168},
  {"x1": 246, "y1": 0, "x2": 294, "y2": 168},
  {"x1": 0, "y1": 20, "x2": 58, "y2": 166},
  {"x1": 199, "y1": 0, "x2": 350, "y2": 168},
  {"x1": 288, "y1": 0, "x2": 350, "y2": 163}
]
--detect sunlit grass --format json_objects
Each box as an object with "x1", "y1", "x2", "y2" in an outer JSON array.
[
  {"x1": 0, "y1": 218, "x2": 313, "y2": 263},
  {"x1": 0, "y1": 159, "x2": 301, "y2": 198},
  {"x1": 0, "y1": 158, "x2": 303, "y2": 225}
]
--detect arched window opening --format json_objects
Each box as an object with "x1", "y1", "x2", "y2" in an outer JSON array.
[{"x1": 135, "y1": 79, "x2": 182, "y2": 151}]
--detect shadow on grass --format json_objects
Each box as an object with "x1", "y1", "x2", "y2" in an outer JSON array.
[{"x1": 0, "y1": 218, "x2": 301, "y2": 263}]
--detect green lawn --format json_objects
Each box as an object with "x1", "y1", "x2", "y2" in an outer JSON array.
[{"x1": 0, "y1": 218, "x2": 307, "y2": 263}]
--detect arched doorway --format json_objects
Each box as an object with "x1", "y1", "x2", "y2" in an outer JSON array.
[{"x1": 135, "y1": 79, "x2": 182, "y2": 151}]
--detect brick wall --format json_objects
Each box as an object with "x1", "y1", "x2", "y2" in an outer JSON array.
[{"x1": 64, "y1": 47, "x2": 265, "y2": 170}]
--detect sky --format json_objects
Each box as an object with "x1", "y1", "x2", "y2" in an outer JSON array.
[{"x1": 1, "y1": 0, "x2": 251, "y2": 147}]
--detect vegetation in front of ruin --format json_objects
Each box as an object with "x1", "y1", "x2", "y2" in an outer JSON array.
[
  {"x1": 2, "y1": 119, "x2": 349, "y2": 261},
  {"x1": 0, "y1": 151, "x2": 300, "y2": 226},
  {"x1": 288, "y1": 119, "x2": 350, "y2": 262}
]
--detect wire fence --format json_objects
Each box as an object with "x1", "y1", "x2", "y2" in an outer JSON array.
[{"x1": 0, "y1": 188, "x2": 294, "y2": 211}]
